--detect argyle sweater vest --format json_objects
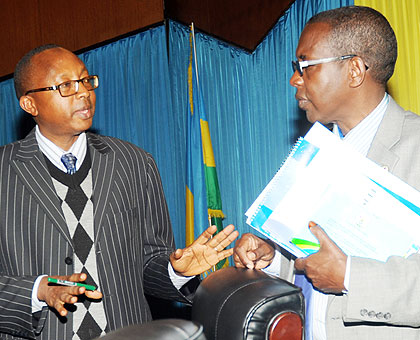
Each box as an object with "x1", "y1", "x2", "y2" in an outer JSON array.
[{"x1": 46, "y1": 152, "x2": 107, "y2": 339}]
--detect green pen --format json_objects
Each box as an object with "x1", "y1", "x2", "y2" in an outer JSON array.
[{"x1": 47, "y1": 277, "x2": 96, "y2": 291}]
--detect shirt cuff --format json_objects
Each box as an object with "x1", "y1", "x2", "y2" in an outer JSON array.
[
  {"x1": 343, "y1": 255, "x2": 351, "y2": 292},
  {"x1": 32, "y1": 275, "x2": 48, "y2": 313},
  {"x1": 261, "y1": 249, "x2": 281, "y2": 277},
  {"x1": 168, "y1": 263, "x2": 194, "y2": 290}
]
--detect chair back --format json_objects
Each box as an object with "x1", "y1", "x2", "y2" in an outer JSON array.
[
  {"x1": 99, "y1": 318, "x2": 206, "y2": 340},
  {"x1": 192, "y1": 267, "x2": 304, "y2": 340}
]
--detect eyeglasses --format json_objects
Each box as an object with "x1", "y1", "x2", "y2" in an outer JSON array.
[
  {"x1": 292, "y1": 55, "x2": 356, "y2": 76},
  {"x1": 24, "y1": 75, "x2": 99, "y2": 97}
]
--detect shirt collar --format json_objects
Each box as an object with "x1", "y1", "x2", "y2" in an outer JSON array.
[
  {"x1": 333, "y1": 93, "x2": 389, "y2": 156},
  {"x1": 35, "y1": 125, "x2": 87, "y2": 172}
]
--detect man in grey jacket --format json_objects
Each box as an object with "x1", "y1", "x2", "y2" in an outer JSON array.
[{"x1": 234, "y1": 6, "x2": 420, "y2": 340}]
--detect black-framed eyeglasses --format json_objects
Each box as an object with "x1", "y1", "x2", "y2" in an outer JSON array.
[
  {"x1": 24, "y1": 75, "x2": 99, "y2": 97},
  {"x1": 292, "y1": 55, "x2": 357, "y2": 76}
]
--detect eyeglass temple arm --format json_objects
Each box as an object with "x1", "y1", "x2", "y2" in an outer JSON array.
[{"x1": 300, "y1": 55, "x2": 356, "y2": 68}]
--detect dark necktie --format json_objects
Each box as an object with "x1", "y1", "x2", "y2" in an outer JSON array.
[
  {"x1": 294, "y1": 273, "x2": 313, "y2": 340},
  {"x1": 61, "y1": 153, "x2": 77, "y2": 175}
]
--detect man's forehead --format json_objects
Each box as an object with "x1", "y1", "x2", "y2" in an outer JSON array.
[
  {"x1": 31, "y1": 48, "x2": 86, "y2": 78},
  {"x1": 33, "y1": 48, "x2": 80, "y2": 66},
  {"x1": 296, "y1": 23, "x2": 331, "y2": 59}
]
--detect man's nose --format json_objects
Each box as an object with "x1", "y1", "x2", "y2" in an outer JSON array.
[
  {"x1": 76, "y1": 81, "x2": 91, "y2": 98},
  {"x1": 289, "y1": 70, "x2": 303, "y2": 88}
]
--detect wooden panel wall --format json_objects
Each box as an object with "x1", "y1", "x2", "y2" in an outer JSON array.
[
  {"x1": 165, "y1": 0, "x2": 295, "y2": 51},
  {"x1": 0, "y1": 0, "x2": 164, "y2": 78},
  {"x1": 1, "y1": 0, "x2": 296, "y2": 79}
]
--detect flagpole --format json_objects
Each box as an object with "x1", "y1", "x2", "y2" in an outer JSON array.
[
  {"x1": 191, "y1": 23, "x2": 200, "y2": 92},
  {"x1": 191, "y1": 22, "x2": 210, "y2": 229},
  {"x1": 192, "y1": 22, "x2": 216, "y2": 275}
]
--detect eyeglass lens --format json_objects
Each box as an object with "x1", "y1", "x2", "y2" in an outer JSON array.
[
  {"x1": 59, "y1": 76, "x2": 98, "y2": 96},
  {"x1": 291, "y1": 61, "x2": 302, "y2": 76}
]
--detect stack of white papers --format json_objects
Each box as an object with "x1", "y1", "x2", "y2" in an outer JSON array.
[{"x1": 246, "y1": 122, "x2": 420, "y2": 261}]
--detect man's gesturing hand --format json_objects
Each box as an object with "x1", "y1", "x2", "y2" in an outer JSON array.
[{"x1": 170, "y1": 224, "x2": 239, "y2": 276}]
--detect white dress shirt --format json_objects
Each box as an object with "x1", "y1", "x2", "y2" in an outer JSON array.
[
  {"x1": 265, "y1": 93, "x2": 389, "y2": 340},
  {"x1": 36, "y1": 125, "x2": 87, "y2": 173}
]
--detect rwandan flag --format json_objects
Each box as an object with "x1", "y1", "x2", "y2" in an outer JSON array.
[{"x1": 186, "y1": 25, "x2": 227, "y2": 270}]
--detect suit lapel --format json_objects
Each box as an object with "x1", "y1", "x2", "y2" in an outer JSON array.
[
  {"x1": 367, "y1": 97, "x2": 403, "y2": 172},
  {"x1": 11, "y1": 130, "x2": 73, "y2": 245},
  {"x1": 87, "y1": 133, "x2": 116, "y2": 242}
]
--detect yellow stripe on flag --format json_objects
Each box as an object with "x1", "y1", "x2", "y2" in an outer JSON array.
[
  {"x1": 186, "y1": 185, "x2": 195, "y2": 247},
  {"x1": 200, "y1": 119, "x2": 216, "y2": 167}
]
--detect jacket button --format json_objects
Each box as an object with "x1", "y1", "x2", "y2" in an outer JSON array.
[
  {"x1": 384, "y1": 313, "x2": 391, "y2": 320},
  {"x1": 65, "y1": 257, "x2": 73, "y2": 265},
  {"x1": 360, "y1": 309, "x2": 368, "y2": 316},
  {"x1": 368, "y1": 311, "x2": 376, "y2": 318},
  {"x1": 376, "y1": 312, "x2": 384, "y2": 319}
]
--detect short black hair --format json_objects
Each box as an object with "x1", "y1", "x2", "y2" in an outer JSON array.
[
  {"x1": 308, "y1": 6, "x2": 397, "y2": 86},
  {"x1": 14, "y1": 44, "x2": 61, "y2": 99}
]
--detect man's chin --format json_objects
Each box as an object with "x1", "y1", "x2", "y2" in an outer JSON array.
[
  {"x1": 305, "y1": 111, "x2": 317, "y2": 124},
  {"x1": 75, "y1": 119, "x2": 93, "y2": 133}
]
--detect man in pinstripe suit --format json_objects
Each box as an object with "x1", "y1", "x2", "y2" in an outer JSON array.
[{"x1": 0, "y1": 45, "x2": 238, "y2": 339}]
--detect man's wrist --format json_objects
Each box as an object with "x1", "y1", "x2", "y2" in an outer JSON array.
[
  {"x1": 32, "y1": 275, "x2": 48, "y2": 313},
  {"x1": 261, "y1": 249, "x2": 281, "y2": 277},
  {"x1": 343, "y1": 255, "x2": 351, "y2": 292},
  {"x1": 168, "y1": 263, "x2": 194, "y2": 290}
]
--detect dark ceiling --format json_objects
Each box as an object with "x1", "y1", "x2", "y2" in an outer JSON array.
[
  {"x1": 164, "y1": 0, "x2": 296, "y2": 52},
  {"x1": 0, "y1": 0, "x2": 295, "y2": 78}
]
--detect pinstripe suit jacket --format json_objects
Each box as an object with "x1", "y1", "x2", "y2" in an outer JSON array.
[
  {"x1": 278, "y1": 97, "x2": 420, "y2": 339},
  {"x1": 0, "y1": 130, "x2": 189, "y2": 339}
]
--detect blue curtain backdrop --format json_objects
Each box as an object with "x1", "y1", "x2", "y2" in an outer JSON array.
[
  {"x1": 169, "y1": 0, "x2": 352, "y2": 243},
  {"x1": 0, "y1": 0, "x2": 352, "y2": 249}
]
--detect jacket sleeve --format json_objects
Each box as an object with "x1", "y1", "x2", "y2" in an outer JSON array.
[
  {"x1": 343, "y1": 254, "x2": 420, "y2": 327},
  {"x1": 141, "y1": 152, "x2": 194, "y2": 304},
  {"x1": 0, "y1": 276, "x2": 48, "y2": 339}
]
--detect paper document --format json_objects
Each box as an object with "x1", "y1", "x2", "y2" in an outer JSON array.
[{"x1": 246, "y1": 122, "x2": 420, "y2": 261}]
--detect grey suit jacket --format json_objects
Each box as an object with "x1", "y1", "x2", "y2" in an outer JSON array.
[
  {"x1": 325, "y1": 97, "x2": 420, "y2": 339},
  {"x1": 279, "y1": 97, "x2": 420, "y2": 339},
  {"x1": 0, "y1": 130, "x2": 189, "y2": 339}
]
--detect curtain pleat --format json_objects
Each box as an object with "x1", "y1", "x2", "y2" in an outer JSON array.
[{"x1": 0, "y1": 80, "x2": 26, "y2": 145}]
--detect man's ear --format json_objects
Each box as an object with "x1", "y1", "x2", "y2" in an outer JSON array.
[
  {"x1": 19, "y1": 95, "x2": 38, "y2": 117},
  {"x1": 348, "y1": 57, "x2": 367, "y2": 88}
]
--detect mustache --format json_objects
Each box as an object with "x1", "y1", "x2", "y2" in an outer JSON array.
[{"x1": 74, "y1": 99, "x2": 93, "y2": 111}]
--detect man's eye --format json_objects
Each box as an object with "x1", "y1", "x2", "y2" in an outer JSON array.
[{"x1": 60, "y1": 81, "x2": 72, "y2": 89}]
